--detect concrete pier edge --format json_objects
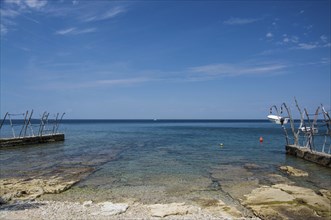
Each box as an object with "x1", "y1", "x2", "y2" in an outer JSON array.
[
  {"x1": 0, "y1": 133, "x2": 65, "y2": 147},
  {"x1": 286, "y1": 145, "x2": 331, "y2": 168}
]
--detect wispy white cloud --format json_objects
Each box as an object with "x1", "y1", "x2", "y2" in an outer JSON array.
[
  {"x1": 304, "y1": 24, "x2": 313, "y2": 31},
  {"x1": 282, "y1": 34, "x2": 299, "y2": 44},
  {"x1": 0, "y1": 24, "x2": 9, "y2": 35},
  {"x1": 258, "y1": 48, "x2": 284, "y2": 56},
  {"x1": 25, "y1": 0, "x2": 47, "y2": 9},
  {"x1": 35, "y1": 77, "x2": 153, "y2": 90},
  {"x1": 4, "y1": 0, "x2": 47, "y2": 10},
  {"x1": 55, "y1": 27, "x2": 97, "y2": 35},
  {"x1": 28, "y1": 56, "x2": 330, "y2": 91},
  {"x1": 266, "y1": 32, "x2": 273, "y2": 38},
  {"x1": 1, "y1": 1, "x2": 129, "y2": 36},
  {"x1": 96, "y1": 78, "x2": 152, "y2": 86},
  {"x1": 188, "y1": 62, "x2": 287, "y2": 77},
  {"x1": 0, "y1": 8, "x2": 19, "y2": 17},
  {"x1": 72, "y1": 0, "x2": 79, "y2": 6},
  {"x1": 293, "y1": 41, "x2": 330, "y2": 50},
  {"x1": 55, "y1": 27, "x2": 75, "y2": 35},
  {"x1": 72, "y1": 28, "x2": 96, "y2": 34},
  {"x1": 320, "y1": 57, "x2": 331, "y2": 64},
  {"x1": 296, "y1": 58, "x2": 331, "y2": 66},
  {"x1": 296, "y1": 43, "x2": 318, "y2": 50},
  {"x1": 4, "y1": 0, "x2": 22, "y2": 6},
  {"x1": 223, "y1": 17, "x2": 260, "y2": 25},
  {"x1": 273, "y1": 33, "x2": 330, "y2": 51},
  {"x1": 0, "y1": 9, "x2": 19, "y2": 34},
  {"x1": 83, "y1": 6, "x2": 126, "y2": 22},
  {"x1": 1, "y1": 0, "x2": 47, "y2": 35},
  {"x1": 320, "y1": 35, "x2": 328, "y2": 43}
]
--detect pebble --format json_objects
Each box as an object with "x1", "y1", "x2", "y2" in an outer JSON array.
[{"x1": 83, "y1": 200, "x2": 93, "y2": 207}]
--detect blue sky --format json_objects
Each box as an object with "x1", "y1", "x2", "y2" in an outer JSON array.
[{"x1": 1, "y1": 0, "x2": 330, "y2": 119}]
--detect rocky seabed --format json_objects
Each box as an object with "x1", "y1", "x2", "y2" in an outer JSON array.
[{"x1": 1, "y1": 165, "x2": 330, "y2": 219}]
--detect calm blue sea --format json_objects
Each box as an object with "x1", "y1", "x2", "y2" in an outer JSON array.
[{"x1": 1, "y1": 120, "x2": 330, "y2": 203}]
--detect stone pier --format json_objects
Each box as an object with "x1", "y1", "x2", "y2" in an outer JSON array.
[
  {"x1": 286, "y1": 145, "x2": 331, "y2": 167},
  {"x1": 0, "y1": 133, "x2": 65, "y2": 147}
]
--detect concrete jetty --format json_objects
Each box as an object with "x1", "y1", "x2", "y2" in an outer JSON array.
[
  {"x1": 0, "y1": 133, "x2": 65, "y2": 148},
  {"x1": 269, "y1": 99, "x2": 330, "y2": 167},
  {"x1": 0, "y1": 110, "x2": 66, "y2": 148},
  {"x1": 286, "y1": 145, "x2": 331, "y2": 168}
]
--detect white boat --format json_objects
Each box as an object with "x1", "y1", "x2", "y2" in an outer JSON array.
[
  {"x1": 267, "y1": 115, "x2": 289, "y2": 125},
  {"x1": 299, "y1": 126, "x2": 318, "y2": 134}
]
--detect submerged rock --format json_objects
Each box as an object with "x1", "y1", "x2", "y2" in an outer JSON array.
[
  {"x1": 279, "y1": 166, "x2": 309, "y2": 177},
  {"x1": 264, "y1": 174, "x2": 293, "y2": 185},
  {"x1": 210, "y1": 165, "x2": 260, "y2": 200},
  {"x1": 244, "y1": 163, "x2": 262, "y2": 170}
]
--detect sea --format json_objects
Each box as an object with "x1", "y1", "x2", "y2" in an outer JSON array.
[{"x1": 1, "y1": 120, "x2": 330, "y2": 205}]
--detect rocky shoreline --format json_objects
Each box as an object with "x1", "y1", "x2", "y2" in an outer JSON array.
[
  {"x1": 0, "y1": 199, "x2": 259, "y2": 220},
  {"x1": 0, "y1": 176, "x2": 253, "y2": 219},
  {"x1": 0, "y1": 166, "x2": 95, "y2": 204},
  {"x1": 243, "y1": 184, "x2": 331, "y2": 219},
  {"x1": 1, "y1": 165, "x2": 330, "y2": 219},
  {"x1": 209, "y1": 164, "x2": 331, "y2": 219}
]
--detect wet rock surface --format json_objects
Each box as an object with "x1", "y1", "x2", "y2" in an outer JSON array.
[
  {"x1": 0, "y1": 167, "x2": 94, "y2": 203},
  {"x1": 1, "y1": 162, "x2": 329, "y2": 220},
  {"x1": 193, "y1": 197, "x2": 244, "y2": 218},
  {"x1": 243, "y1": 184, "x2": 331, "y2": 219},
  {"x1": 279, "y1": 165, "x2": 309, "y2": 177},
  {"x1": 210, "y1": 165, "x2": 260, "y2": 201},
  {"x1": 210, "y1": 164, "x2": 331, "y2": 220}
]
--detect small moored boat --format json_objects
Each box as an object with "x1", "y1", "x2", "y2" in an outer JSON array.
[{"x1": 267, "y1": 115, "x2": 289, "y2": 125}]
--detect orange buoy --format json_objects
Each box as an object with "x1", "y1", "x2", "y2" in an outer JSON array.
[{"x1": 259, "y1": 137, "x2": 263, "y2": 143}]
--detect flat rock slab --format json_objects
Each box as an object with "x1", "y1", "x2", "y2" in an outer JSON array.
[
  {"x1": 243, "y1": 184, "x2": 331, "y2": 219},
  {"x1": 0, "y1": 167, "x2": 94, "y2": 203},
  {"x1": 92, "y1": 202, "x2": 129, "y2": 216},
  {"x1": 148, "y1": 203, "x2": 197, "y2": 217},
  {"x1": 273, "y1": 184, "x2": 331, "y2": 212},
  {"x1": 193, "y1": 198, "x2": 244, "y2": 218},
  {"x1": 0, "y1": 178, "x2": 76, "y2": 203},
  {"x1": 279, "y1": 166, "x2": 309, "y2": 177},
  {"x1": 243, "y1": 186, "x2": 295, "y2": 205}
]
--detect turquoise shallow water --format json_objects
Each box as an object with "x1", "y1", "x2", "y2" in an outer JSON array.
[{"x1": 1, "y1": 120, "x2": 330, "y2": 203}]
